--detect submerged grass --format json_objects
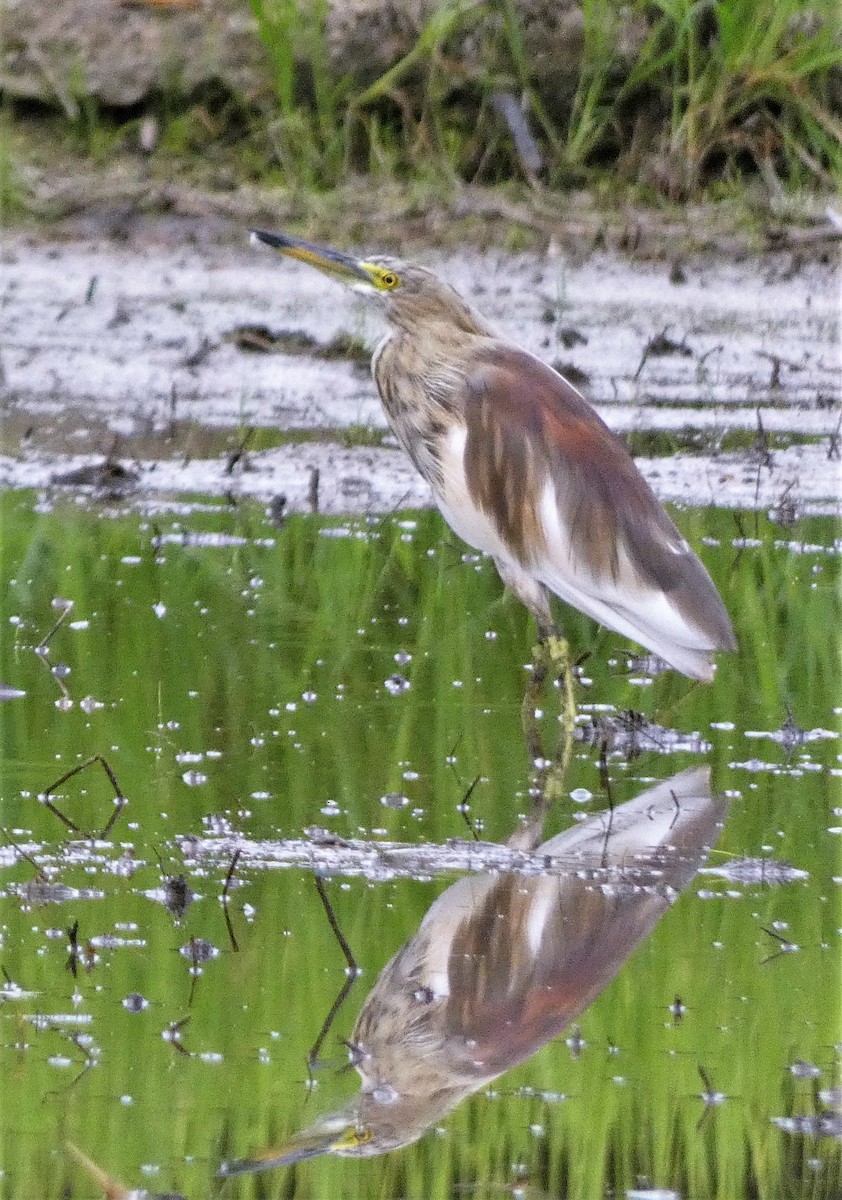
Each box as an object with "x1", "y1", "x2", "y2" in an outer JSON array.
[{"x1": 0, "y1": 494, "x2": 840, "y2": 1199}]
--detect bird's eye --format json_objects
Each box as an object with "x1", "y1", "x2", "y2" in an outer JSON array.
[{"x1": 379, "y1": 271, "x2": 399, "y2": 289}]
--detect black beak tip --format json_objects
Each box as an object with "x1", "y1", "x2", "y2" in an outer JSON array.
[{"x1": 250, "y1": 229, "x2": 275, "y2": 249}]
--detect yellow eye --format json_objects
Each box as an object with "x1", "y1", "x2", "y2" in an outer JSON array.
[
  {"x1": 379, "y1": 271, "x2": 399, "y2": 289},
  {"x1": 333, "y1": 1126, "x2": 372, "y2": 1151}
]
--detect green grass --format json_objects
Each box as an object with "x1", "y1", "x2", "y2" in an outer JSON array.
[
  {"x1": 238, "y1": 0, "x2": 842, "y2": 195},
  {"x1": 3, "y1": 0, "x2": 839, "y2": 213}
]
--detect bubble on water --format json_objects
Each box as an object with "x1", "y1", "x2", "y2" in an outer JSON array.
[
  {"x1": 79, "y1": 695, "x2": 103, "y2": 713},
  {"x1": 47, "y1": 1055, "x2": 74, "y2": 1069},
  {"x1": 182, "y1": 770, "x2": 208, "y2": 787},
  {"x1": 179, "y1": 939, "x2": 219, "y2": 964},
  {"x1": 384, "y1": 675, "x2": 410, "y2": 696},
  {"x1": 152, "y1": 602, "x2": 167, "y2": 619},
  {"x1": 123, "y1": 993, "x2": 149, "y2": 1013},
  {"x1": 789, "y1": 1059, "x2": 821, "y2": 1078},
  {"x1": 381, "y1": 792, "x2": 410, "y2": 810},
  {"x1": 302, "y1": 691, "x2": 318, "y2": 703},
  {"x1": 394, "y1": 650, "x2": 412, "y2": 665}
]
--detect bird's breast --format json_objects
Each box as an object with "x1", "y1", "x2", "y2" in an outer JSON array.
[{"x1": 372, "y1": 334, "x2": 464, "y2": 491}]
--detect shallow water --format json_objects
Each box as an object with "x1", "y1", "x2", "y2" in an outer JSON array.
[{"x1": 0, "y1": 488, "x2": 839, "y2": 1199}]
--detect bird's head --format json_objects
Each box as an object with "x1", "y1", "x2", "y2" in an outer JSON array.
[
  {"x1": 250, "y1": 228, "x2": 420, "y2": 297},
  {"x1": 216, "y1": 1088, "x2": 454, "y2": 1176},
  {"x1": 250, "y1": 229, "x2": 490, "y2": 335}
]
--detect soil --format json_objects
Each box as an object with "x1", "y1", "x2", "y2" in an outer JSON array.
[{"x1": 0, "y1": 219, "x2": 839, "y2": 519}]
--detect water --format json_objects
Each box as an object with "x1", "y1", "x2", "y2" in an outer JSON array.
[{"x1": 0, "y1": 491, "x2": 839, "y2": 1199}]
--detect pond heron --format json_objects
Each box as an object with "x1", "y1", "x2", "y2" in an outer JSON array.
[
  {"x1": 218, "y1": 766, "x2": 725, "y2": 1170},
  {"x1": 251, "y1": 230, "x2": 736, "y2": 680}
]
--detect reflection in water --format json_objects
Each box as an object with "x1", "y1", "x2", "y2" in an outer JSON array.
[
  {"x1": 220, "y1": 766, "x2": 727, "y2": 1174},
  {"x1": 66, "y1": 1142, "x2": 185, "y2": 1200}
]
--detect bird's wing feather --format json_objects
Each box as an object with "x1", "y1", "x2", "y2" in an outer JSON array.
[
  {"x1": 456, "y1": 345, "x2": 735, "y2": 658},
  {"x1": 442, "y1": 769, "x2": 724, "y2": 1074}
]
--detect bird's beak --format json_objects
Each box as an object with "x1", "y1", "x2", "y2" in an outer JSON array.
[
  {"x1": 217, "y1": 1112, "x2": 369, "y2": 1176},
  {"x1": 250, "y1": 228, "x2": 375, "y2": 289}
]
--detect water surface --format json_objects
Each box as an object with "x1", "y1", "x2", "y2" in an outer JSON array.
[{"x1": 0, "y1": 491, "x2": 839, "y2": 1199}]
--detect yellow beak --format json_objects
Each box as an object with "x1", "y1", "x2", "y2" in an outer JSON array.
[
  {"x1": 250, "y1": 228, "x2": 374, "y2": 287},
  {"x1": 217, "y1": 1110, "x2": 366, "y2": 1175}
]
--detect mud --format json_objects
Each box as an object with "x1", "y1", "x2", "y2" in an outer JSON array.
[{"x1": 1, "y1": 231, "x2": 839, "y2": 516}]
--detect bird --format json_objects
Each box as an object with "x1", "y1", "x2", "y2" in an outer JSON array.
[
  {"x1": 250, "y1": 230, "x2": 736, "y2": 681},
  {"x1": 218, "y1": 766, "x2": 726, "y2": 1171}
]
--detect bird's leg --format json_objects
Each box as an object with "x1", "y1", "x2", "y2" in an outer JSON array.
[
  {"x1": 521, "y1": 644, "x2": 548, "y2": 766},
  {"x1": 515, "y1": 618, "x2": 578, "y2": 850},
  {"x1": 521, "y1": 614, "x2": 577, "y2": 754},
  {"x1": 496, "y1": 566, "x2": 578, "y2": 810},
  {"x1": 541, "y1": 627, "x2": 578, "y2": 743}
]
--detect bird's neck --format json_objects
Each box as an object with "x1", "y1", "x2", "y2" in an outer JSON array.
[{"x1": 386, "y1": 292, "x2": 495, "y2": 339}]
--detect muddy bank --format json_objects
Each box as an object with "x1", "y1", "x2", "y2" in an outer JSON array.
[{"x1": 0, "y1": 230, "x2": 839, "y2": 516}]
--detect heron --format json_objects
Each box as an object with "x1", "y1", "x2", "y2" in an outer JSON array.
[
  {"x1": 218, "y1": 766, "x2": 726, "y2": 1170},
  {"x1": 251, "y1": 230, "x2": 736, "y2": 682}
]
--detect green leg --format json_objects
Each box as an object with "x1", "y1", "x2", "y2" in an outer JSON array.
[
  {"x1": 515, "y1": 629, "x2": 578, "y2": 850},
  {"x1": 543, "y1": 633, "x2": 577, "y2": 740}
]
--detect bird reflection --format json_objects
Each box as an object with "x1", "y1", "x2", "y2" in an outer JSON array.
[{"x1": 219, "y1": 766, "x2": 727, "y2": 1173}]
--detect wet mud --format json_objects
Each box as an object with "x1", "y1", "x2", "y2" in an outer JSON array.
[{"x1": 1, "y1": 231, "x2": 839, "y2": 517}]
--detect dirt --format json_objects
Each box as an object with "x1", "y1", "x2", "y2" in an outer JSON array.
[{"x1": 0, "y1": 225, "x2": 839, "y2": 518}]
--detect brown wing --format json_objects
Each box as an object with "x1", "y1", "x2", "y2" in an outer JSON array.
[
  {"x1": 443, "y1": 769, "x2": 725, "y2": 1074},
  {"x1": 443, "y1": 876, "x2": 672, "y2": 1074},
  {"x1": 461, "y1": 344, "x2": 736, "y2": 648}
]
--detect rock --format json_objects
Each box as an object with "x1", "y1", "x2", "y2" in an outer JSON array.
[
  {"x1": 0, "y1": 0, "x2": 268, "y2": 112},
  {"x1": 0, "y1": 0, "x2": 647, "y2": 115}
]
